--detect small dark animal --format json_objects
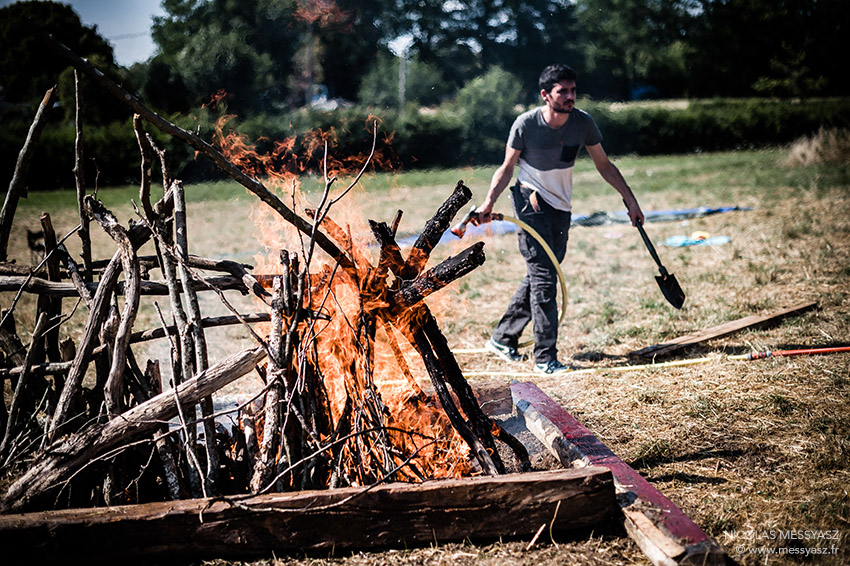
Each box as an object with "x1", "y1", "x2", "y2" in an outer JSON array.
[{"x1": 26, "y1": 229, "x2": 45, "y2": 263}]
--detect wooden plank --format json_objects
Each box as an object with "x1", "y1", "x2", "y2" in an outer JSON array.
[
  {"x1": 630, "y1": 301, "x2": 817, "y2": 359},
  {"x1": 511, "y1": 382, "x2": 730, "y2": 566},
  {"x1": 0, "y1": 468, "x2": 618, "y2": 563}
]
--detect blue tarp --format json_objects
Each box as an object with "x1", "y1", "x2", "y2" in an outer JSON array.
[
  {"x1": 572, "y1": 206, "x2": 749, "y2": 227},
  {"x1": 395, "y1": 205, "x2": 749, "y2": 247},
  {"x1": 661, "y1": 235, "x2": 731, "y2": 247}
]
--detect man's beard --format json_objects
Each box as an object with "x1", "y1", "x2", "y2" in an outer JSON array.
[{"x1": 551, "y1": 102, "x2": 573, "y2": 114}]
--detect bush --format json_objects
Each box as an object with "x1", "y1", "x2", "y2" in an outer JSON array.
[
  {"x1": 784, "y1": 128, "x2": 850, "y2": 166},
  {"x1": 4, "y1": 93, "x2": 850, "y2": 189},
  {"x1": 452, "y1": 67, "x2": 523, "y2": 164},
  {"x1": 358, "y1": 53, "x2": 452, "y2": 108},
  {"x1": 587, "y1": 98, "x2": 850, "y2": 156}
]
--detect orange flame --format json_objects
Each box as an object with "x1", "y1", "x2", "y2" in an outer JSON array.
[
  {"x1": 294, "y1": 0, "x2": 351, "y2": 28},
  {"x1": 212, "y1": 113, "x2": 470, "y2": 485},
  {"x1": 203, "y1": 89, "x2": 230, "y2": 112},
  {"x1": 307, "y1": 267, "x2": 472, "y2": 482}
]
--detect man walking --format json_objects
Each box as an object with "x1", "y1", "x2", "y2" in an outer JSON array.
[{"x1": 476, "y1": 63, "x2": 645, "y2": 373}]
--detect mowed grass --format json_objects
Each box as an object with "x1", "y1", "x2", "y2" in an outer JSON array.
[{"x1": 4, "y1": 146, "x2": 850, "y2": 565}]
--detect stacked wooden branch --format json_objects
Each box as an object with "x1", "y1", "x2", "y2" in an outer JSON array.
[{"x1": 0, "y1": 35, "x2": 526, "y2": 515}]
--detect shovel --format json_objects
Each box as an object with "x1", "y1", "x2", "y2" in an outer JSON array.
[{"x1": 636, "y1": 222, "x2": 686, "y2": 309}]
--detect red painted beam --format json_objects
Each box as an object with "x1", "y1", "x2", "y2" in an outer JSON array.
[{"x1": 511, "y1": 381, "x2": 731, "y2": 566}]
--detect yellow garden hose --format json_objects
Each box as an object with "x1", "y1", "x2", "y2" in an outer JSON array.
[
  {"x1": 459, "y1": 347, "x2": 850, "y2": 378},
  {"x1": 501, "y1": 215, "x2": 569, "y2": 348},
  {"x1": 452, "y1": 213, "x2": 569, "y2": 352},
  {"x1": 461, "y1": 354, "x2": 728, "y2": 377}
]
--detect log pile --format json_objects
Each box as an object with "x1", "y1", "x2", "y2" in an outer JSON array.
[{"x1": 0, "y1": 36, "x2": 528, "y2": 515}]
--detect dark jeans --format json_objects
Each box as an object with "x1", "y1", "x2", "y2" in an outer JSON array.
[{"x1": 492, "y1": 184, "x2": 570, "y2": 363}]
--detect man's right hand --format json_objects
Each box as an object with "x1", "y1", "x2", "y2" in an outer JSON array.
[{"x1": 470, "y1": 202, "x2": 493, "y2": 225}]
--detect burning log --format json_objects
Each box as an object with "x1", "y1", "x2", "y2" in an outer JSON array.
[
  {"x1": 302, "y1": 182, "x2": 514, "y2": 476},
  {"x1": 250, "y1": 275, "x2": 285, "y2": 492}
]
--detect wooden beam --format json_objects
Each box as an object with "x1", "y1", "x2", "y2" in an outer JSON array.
[
  {"x1": 630, "y1": 301, "x2": 817, "y2": 359},
  {"x1": 0, "y1": 468, "x2": 618, "y2": 563},
  {"x1": 511, "y1": 382, "x2": 731, "y2": 566}
]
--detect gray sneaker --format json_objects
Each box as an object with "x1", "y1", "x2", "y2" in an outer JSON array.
[
  {"x1": 534, "y1": 360, "x2": 574, "y2": 374},
  {"x1": 485, "y1": 338, "x2": 528, "y2": 362}
]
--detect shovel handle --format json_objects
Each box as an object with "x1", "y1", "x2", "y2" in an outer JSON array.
[{"x1": 636, "y1": 222, "x2": 669, "y2": 276}]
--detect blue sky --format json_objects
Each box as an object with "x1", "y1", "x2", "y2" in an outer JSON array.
[{"x1": 2, "y1": 0, "x2": 166, "y2": 66}]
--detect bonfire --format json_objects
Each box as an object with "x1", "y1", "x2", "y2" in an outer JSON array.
[{"x1": 0, "y1": 34, "x2": 537, "y2": 516}]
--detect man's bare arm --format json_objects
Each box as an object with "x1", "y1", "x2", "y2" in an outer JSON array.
[
  {"x1": 586, "y1": 143, "x2": 644, "y2": 225},
  {"x1": 476, "y1": 146, "x2": 522, "y2": 221}
]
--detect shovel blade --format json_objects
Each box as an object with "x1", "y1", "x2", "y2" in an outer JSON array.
[{"x1": 655, "y1": 273, "x2": 686, "y2": 309}]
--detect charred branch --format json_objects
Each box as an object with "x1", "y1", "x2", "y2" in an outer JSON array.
[
  {"x1": 396, "y1": 242, "x2": 485, "y2": 308},
  {"x1": 399, "y1": 180, "x2": 471, "y2": 280}
]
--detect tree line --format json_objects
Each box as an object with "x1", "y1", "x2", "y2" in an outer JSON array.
[{"x1": 1, "y1": 0, "x2": 848, "y2": 187}]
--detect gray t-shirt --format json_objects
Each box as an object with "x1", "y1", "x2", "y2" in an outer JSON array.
[{"x1": 508, "y1": 107, "x2": 602, "y2": 211}]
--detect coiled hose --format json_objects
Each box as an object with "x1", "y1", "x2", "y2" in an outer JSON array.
[{"x1": 451, "y1": 212, "x2": 568, "y2": 351}]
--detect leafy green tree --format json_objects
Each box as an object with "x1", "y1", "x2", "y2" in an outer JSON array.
[
  {"x1": 0, "y1": 0, "x2": 122, "y2": 114},
  {"x1": 150, "y1": 0, "x2": 392, "y2": 112},
  {"x1": 358, "y1": 51, "x2": 451, "y2": 108},
  {"x1": 0, "y1": 1, "x2": 136, "y2": 189},
  {"x1": 151, "y1": 0, "x2": 300, "y2": 113},
  {"x1": 374, "y1": 1, "x2": 582, "y2": 101},
  {"x1": 467, "y1": 0, "x2": 582, "y2": 103},
  {"x1": 317, "y1": 0, "x2": 390, "y2": 101},
  {"x1": 376, "y1": 0, "x2": 488, "y2": 91},
  {"x1": 752, "y1": 44, "x2": 827, "y2": 99},
  {"x1": 453, "y1": 66, "x2": 523, "y2": 163},
  {"x1": 575, "y1": 0, "x2": 698, "y2": 100},
  {"x1": 686, "y1": 0, "x2": 849, "y2": 97}
]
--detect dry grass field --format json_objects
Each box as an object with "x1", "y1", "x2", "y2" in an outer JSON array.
[{"x1": 3, "y1": 136, "x2": 849, "y2": 564}]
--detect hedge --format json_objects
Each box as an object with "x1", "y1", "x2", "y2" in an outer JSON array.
[{"x1": 3, "y1": 97, "x2": 849, "y2": 189}]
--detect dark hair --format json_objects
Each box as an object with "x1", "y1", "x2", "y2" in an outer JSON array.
[{"x1": 538, "y1": 64, "x2": 578, "y2": 92}]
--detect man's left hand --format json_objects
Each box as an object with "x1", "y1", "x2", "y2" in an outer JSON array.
[{"x1": 624, "y1": 197, "x2": 645, "y2": 226}]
